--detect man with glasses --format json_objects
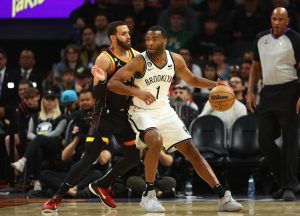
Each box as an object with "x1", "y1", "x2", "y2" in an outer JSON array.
[{"x1": 171, "y1": 84, "x2": 198, "y2": 128}]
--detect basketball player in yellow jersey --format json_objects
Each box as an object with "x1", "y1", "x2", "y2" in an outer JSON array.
[
  {"x1": 107, "y1": 26, "x2": 243, "y2": 212},
  {"x1": 42, "y1": 21, "x2": 141, "y2": 213}
]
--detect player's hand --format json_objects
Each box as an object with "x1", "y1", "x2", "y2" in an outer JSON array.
[
  {"x1": 216, "y1": 78, "x2": 229, "y2": 87},
  {"x1": 91, "y1": 65, "x2": 106, "y2": 81},
  {"x1": 296, "y1": 97, "x2": 300, "y2": 114},
  {"x1": 247, "y1": 92, "x2": 256, "y2": 113},
  {"x1": 137, "y1": 90, "x2": 156, "y2": 105}
]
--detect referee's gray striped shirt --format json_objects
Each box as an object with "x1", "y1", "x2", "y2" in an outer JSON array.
[{"x1": 253, "y1": 29, "x2": 300, "y2": 85}]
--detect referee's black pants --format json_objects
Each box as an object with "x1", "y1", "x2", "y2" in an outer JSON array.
[{"x1": 257, "y1": 80, "x2": 299, "y2": 191}]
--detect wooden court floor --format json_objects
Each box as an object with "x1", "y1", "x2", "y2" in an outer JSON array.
[{"x1": 0, "y1": 197, "x2": 300, "y2": 216}]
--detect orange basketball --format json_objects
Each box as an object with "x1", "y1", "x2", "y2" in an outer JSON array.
[{"x1": 208, "y1": 85, "x2": 235, "y2": 112}]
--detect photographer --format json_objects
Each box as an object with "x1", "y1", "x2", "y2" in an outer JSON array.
[{"x1": 170, "y1": 84, "x2": 199, "y2": 128}]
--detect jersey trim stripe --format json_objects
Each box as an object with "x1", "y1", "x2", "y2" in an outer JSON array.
[
  {"x1": 109, "y1": 47, "x2": 132, "y2": 63},
  {"x1": 169, "y1": 51, "x2": 176, "y2": 70},
  {"x1": 166, "y1": 138, "x2": 192, "y2": 153},
  {"x1": 146, "y1": 50, "x2": 168, "y2": 69},
  {"x1": 103, "y1": 51, "x2": 116, "y2": 72}
]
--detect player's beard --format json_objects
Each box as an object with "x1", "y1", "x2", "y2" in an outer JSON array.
[{"x1": 116, "y1": 37, "x2": 131, "y2": 50}]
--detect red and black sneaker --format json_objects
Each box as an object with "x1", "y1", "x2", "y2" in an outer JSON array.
[
  {"x1": 89, "y1": 182, "x2": 117, "y2": 208},
  {"x1": 42, "y1": 195, "x2": 62, "y2": 213}
]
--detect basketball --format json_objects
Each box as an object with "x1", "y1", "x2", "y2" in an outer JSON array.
[{"x1": 208, "y1": 85, "x2": 235, "y2": 112}]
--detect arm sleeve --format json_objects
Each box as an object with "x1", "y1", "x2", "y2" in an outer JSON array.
[
  {"x1": 27, "y1": 117, "x2": 36, "y2": 141},
  {"x1": 286, "y1": 30, "x2": 300, "y2": 63},
  {"x1": 46, "y1": 118, "x2": 67, "y2": 137},
  {"x1": 252, "y1": 34, "x2": 261, "y2": 62}
]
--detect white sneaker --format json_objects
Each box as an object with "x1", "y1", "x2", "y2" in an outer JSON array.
[
  {"x1": 140, "y1": 190, "x2": 165, "y2": 212},
  {"x1": 219, "y1": 191, "x2": 243, "y2": 212},
  {"x1": 33, "y1": 180, "x2": 42, "y2": 191},
  {"x1": 11, "y1": 159, "x2": 25, "y2": 172}
]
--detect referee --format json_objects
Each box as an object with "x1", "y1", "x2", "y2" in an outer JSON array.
[{"x1": 247, "y1": 7, "x2": 300, "y2": 201}]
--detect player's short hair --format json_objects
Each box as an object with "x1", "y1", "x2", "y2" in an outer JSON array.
[
  {"x1": 147, "y1": 25, "x2": 167, "y2": 38},
  {"x1": 107, "y1": 21, "x2": 127, "y2": 38}
]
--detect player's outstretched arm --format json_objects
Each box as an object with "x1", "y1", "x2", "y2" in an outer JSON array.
[
  {"x1": 107, "y1": 56, "x2": 156, "y2": 104},
  {"x1": 172, "y1": 53, "x2": 217, "y2": 89}
]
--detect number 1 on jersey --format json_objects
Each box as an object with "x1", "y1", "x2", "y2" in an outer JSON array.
[{"x1": 156, "y1": 86, "x2": 160, "y2": 99}]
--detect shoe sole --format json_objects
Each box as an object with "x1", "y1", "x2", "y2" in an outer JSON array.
[
  {"x1": 139, "y1": 201, "x2": 165, "y2": 212},
  {"x1": 219, "y1": 205, "x2": 243, "y2": 212},
  {"x1": 41, "y1": 208, "x2": 57, "y2": 213},
  {"x1": 88, "y1": 184, "x2": 116, "y2": 208}
]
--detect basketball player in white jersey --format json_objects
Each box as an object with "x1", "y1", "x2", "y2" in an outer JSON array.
[{"x1": 105, "y1": 25, "x2": 242, "y2": 212}]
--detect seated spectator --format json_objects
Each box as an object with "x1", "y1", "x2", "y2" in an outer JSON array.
[
  {"x1": 60, "y1": 89, "x2": 78, "y2": 118},
  {"x1": 124, "y1": 15, "x2": 145, "y2": 52},
  {"x1": 11, "y1": 90, "x2": 67, "y2": 189},
  {"x1": 200, "y1": 61, "x2": 218, "y2": 96},
  {"x1": 41, "y1": 90, "x2": 112, "y2": 198},
  {"x1": 229, "y1": 75, "x2": 246, "y2": 106},
  {"x1": 166, "y1": 9, "x2": 193, "y2": 53},
  {"x1": 57, "y1": 69, "x2": 76, "y2": 92},
  {"x1": 170, "y1": 84, "x2": 199, "y2": 129},
  {"x1": 158, "y1": 0, "x2": 199, "y2": 35},
  {"x1": 212, "y1": 47, "x2": 231, "y2": 80},
  {"x1": 74, "y1": 67, "x2": 93, "y2": 94},
  {"x1": 80, "y1": 26, "x2": 100, "y2": 68},
  {"x1": 5, "y1": 87, "x2": 40, "y2": 162},
  {"x1": 53, "y1": 44, "x2": 83, "y2": 86},
  {"x1": 15, "y1": 49, "x2": 44, "y2": 92},
  {"x1": 0, "y1": 49, "x2": 21, "y2": 121},
  {"x1": 126, "y1": 150, "x2": 176, "y2": 198},
  {"x1": 178, "y1": 48, "x2": 202, "y2": 93},
  {"x1": 94, "y1": 12, "x2": 111, "y2": 47},
  {"x1": 199, "y1": 87, "x2": 247, "y2": 139}
]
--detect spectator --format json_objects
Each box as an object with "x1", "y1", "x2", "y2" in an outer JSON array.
[
  {"x1": 233, "y1": 0, "x2": 268, "y2": 42},
  {"x1": 199, "y1": 92, "x2": 247, "y2": 140},
  {"x1": 94, "y1": 12, "x2": 111, "y2": 47},
  {"x1": 200, "y1": 61, "x2": 218, "y2": 96},
  {"x1": 124, "y1": 16, "x2": 145, "y2": 51},
  {"x1": 212, "y1": 47, "x2": 231, "y2": 80},
  {"x1": 58, "y1": 69, "x2": 76, "y2": 92},
  {"x1": 170, "y1": 84, "x2": 199, "y2": 129},
  {"x1": 124, "y1": 0, "x2": 160, "y2": 34},
  {"x1": 15, "y1": 49, "x2": 44, "y2": 92},
  {"x1": 80, "y1": 26, "x2": 100, "y2": 68},
  {"x1": 158, "y1": 0, "x2": 199, "y2": 35},
  {"x1": 60, "y1": 89, "x2": 79, "y2": 118},
  {"x1": 166, "y1": 9, "x2": 194, "y2": 53},
  {"x1": 229, "y1": 75, "x2": 246, "y2": 106},
  {"x1": 74, "y1": 67, "x2": 93, "y2": 94},
  {"x1": 198, "y1": 0, "x2": 233, "y2": 48},
  {"x1": 0, "y1": 48, "x2": 20, "y2": 120},
  {"x1": 53, "y1": 44, "x2": 83, "y2": 86},
  {"x1": 11, "y1": 90, "x2": 67, "y2": 189},
  {"x1": 4, "y1": 87, "x2": 40, "y2": 161},
  {"x1": 178, "y1": 48, "x2": 202, "y2": 93}
]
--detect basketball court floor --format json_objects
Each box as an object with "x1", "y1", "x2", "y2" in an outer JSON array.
[{"x1": 0, "y1": 196, "x2": 300, "y2": 216}]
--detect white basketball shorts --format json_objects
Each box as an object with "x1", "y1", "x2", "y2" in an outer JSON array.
[{"x1": 128, "y1": 105, "x2": 192, "y2": 152}]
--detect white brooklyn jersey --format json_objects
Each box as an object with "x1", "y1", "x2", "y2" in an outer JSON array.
[{"x1": 132, "y1": 50, "x2": 175, "y2": 109}]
